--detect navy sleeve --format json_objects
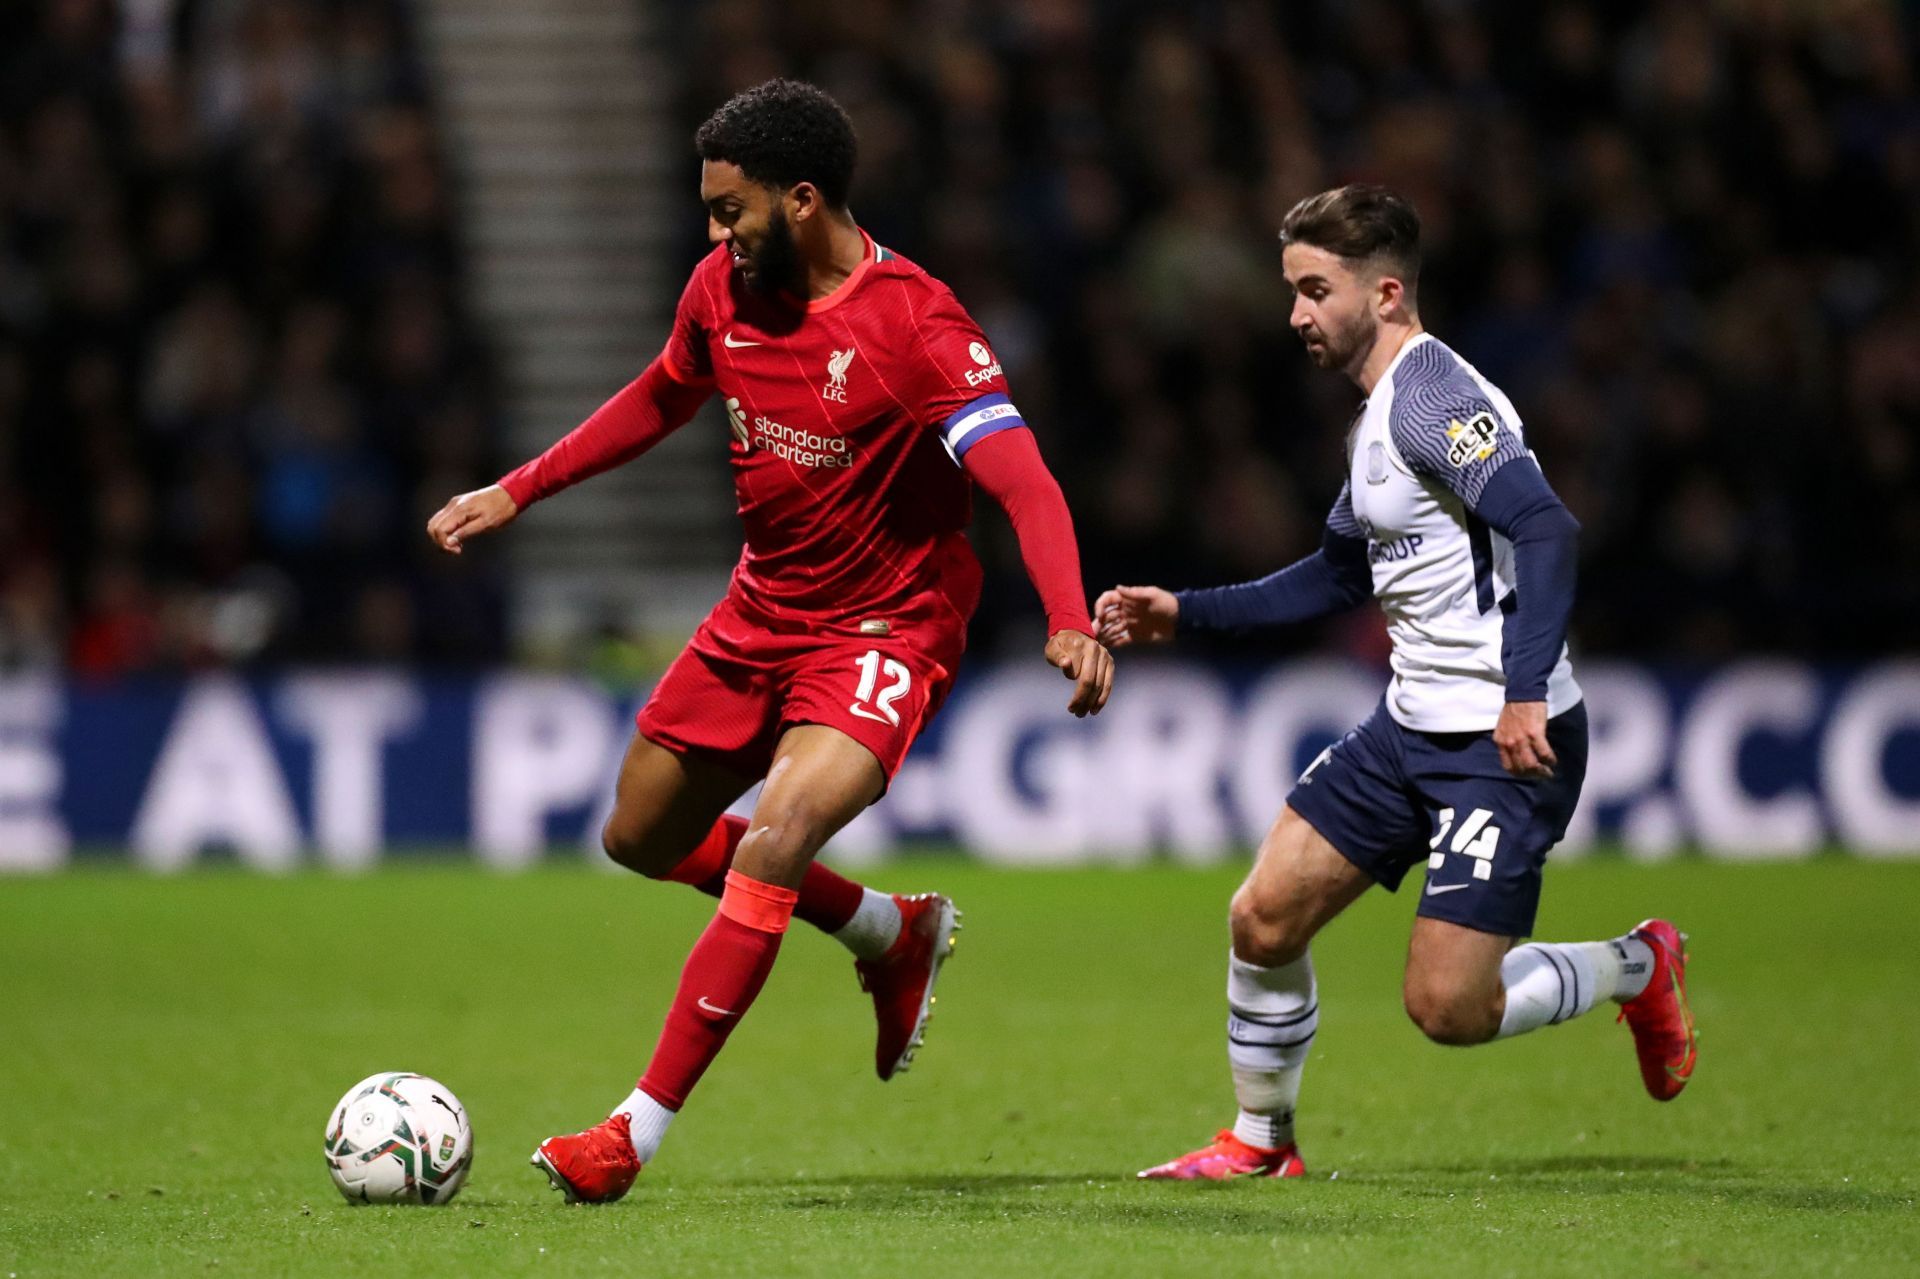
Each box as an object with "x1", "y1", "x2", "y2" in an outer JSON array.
[
  {"x1": 1386, "y1": 343, "x2": 1575, "y2": 700},
  {"x1": 1326, "y1": 480, "x2": 1363, "y2": 539},
  {"x1": 1176, "y1": 487, "x2": 1373, "y2": 632},
  {"x1": 1469, "y1": 458, "x2": 1579, "y2": 702}
]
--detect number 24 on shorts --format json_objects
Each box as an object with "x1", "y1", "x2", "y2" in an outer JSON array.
[
  {"x1": 1428, "y1": 806, "x2": 1501, "y2": 879},
  {"x1": 849, "y1": 649, "x2": 911, "y2": 727}
]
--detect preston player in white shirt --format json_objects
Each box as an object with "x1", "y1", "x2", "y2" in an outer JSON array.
[{"x1": 1098, "y1": 185, "x2": 1700, "y2": 1181}]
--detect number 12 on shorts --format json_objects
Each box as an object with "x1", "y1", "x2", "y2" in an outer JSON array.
[
  {"x1": 850, "y1": 649, "x2": 912, "y2": 727},
  {"x1": 1428, "y1": 806, "x2": 1501, "y2": 879}
]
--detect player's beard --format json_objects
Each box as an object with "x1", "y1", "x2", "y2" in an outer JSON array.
[
  {"x1": 742, "y1": 209, "x2": 802, "y2": 299},
  {"x1": 1301, "y1": 312, "x2": 1373, "y2": 373}
]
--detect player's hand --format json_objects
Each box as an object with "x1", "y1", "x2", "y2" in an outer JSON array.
[
  {"x1": 1093, "y1": 585, "x2": 1178, "y2": 648},
  {"x1": 1045, "y1": 629, "x2": 1114, "y2": 717},
  {"x1": 427, "y1": 485, "x2": 519, "y2": 554},
  {"x1": 1494, "y1": 700, "x2": 1556, "y2": 779}
]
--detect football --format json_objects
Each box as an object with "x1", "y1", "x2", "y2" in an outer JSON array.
[{"x1": 323, "y1": 1072, "x2": 474, "y2": 1205}]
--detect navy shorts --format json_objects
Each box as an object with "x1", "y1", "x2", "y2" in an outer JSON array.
[{"x1": 1286, "y1": 699, "x2": 1589, "y2": 938}]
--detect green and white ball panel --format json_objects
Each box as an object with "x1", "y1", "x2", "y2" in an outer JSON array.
[{"x1": 322, "y1": 1072, "x2": 472, "y2": 1206}]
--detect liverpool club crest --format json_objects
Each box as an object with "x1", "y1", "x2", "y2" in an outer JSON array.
[{"x1": 823, "y1": 348, "x2": 854, "y2": 403}]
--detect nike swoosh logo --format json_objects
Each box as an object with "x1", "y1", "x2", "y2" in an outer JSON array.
[
  {"x1": 1424, "y1": 882, "x2": 1471, "y2": 896},
  {"x1": 722, "y1": 332, "x2": 762, "y2": 348},
  {"x1": 696, "y1": 996, "x2": 735, "y2": 1016}
]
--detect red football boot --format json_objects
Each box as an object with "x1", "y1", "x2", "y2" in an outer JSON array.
[
  {"x1": 1138, "y1": 1130, "x2": 1306, "y2": 1181},
  {"x1": 855, "y1": 893, "x2": 961, "y2": 1081},
  {"x1": 1617, "y1": 919, "x2": 1698, "y2": 1101},
  {"x1": 530, "y1": 1112, "x2": 642, "y2": 1204}
]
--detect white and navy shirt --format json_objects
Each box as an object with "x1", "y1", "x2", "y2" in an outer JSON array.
[
  {"x1": 1333, "y1": 334, "x2": 1581, "y2": 731},
  {"x1": 1177, "y1": 332, "x2": 1583, "y2": 734}
]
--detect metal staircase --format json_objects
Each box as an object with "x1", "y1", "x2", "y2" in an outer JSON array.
[{"x1": 417, "y1": 0, "x2": 735, "y2": 654}]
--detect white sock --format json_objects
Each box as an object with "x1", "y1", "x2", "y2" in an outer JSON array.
[
  {"x1": 1610, "y1": 935, "x2": 1655, "y2": 1001},
  {"x1": 1226, "y1": 951, "x2": 1317, "y2": 1150},
  {"x1": 1495, "y1": 936, "x2": 1654, "y2": 1039},
  {"x1": 831, "y1": 888, "x2": 902, "y2": 960},
  {"x1": 612, "y1": 1088, "x2": 675, "y2": 1164}
]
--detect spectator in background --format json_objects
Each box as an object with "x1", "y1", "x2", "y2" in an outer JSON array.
[
  {"x1": 0, "y1": 0, "x2": 504, "y2": 675},
  {"x1": 669, "y1": 0, "x2": 1919, "y2": 661},
  {"x1": 3, "y1": 0, "x2": 1915, "y2": 672}
]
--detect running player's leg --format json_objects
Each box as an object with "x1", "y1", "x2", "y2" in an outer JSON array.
[
  {"x1": 1403, "y1": 911, "x2": 1695, "y2": 1099},
  {"x1": 533, "y1": 724, "x2": 889, "y2": 1202},
  {"x1": 615, "y1": 725, "x2": 886, "y2": 1162},
  {"x1": 1224, "y1": 805, "x2": 1373, "y2": 1146},
  {"x1": 1140, "y1": 807, "x2": 1371, "y2": 1180},
  {"x1": 1400, "y1": 917, "x2": 1511, "y2": 1044},
  {"x1": 600, "y1": 729, "x2": 895, "y2": 946},
  {"x1": 1142, "y1": 706, "x2": 1429, "y2": 1180},
  {"x1": 616, "y1": 613, "x2": 906, "y2": 948},
  {"x1": 1402, "y1": 704, "x2": 1696, "y2": 1098},
  {"x1": 1402, "y1": 913, "x2": 1660, "y2": 1041},
  {"x1": 598, "y1": 730, "x2": 750, "y2": 880},
  {"x1": 777, "y1": 633, "x2": 969, "y2": 1079}
]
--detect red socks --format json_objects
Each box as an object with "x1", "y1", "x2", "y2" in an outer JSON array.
[
  {"x1": 795, "y1": 855, "x2": 865, "y2": 934},
  {"x1": 637, "y1": 870, "x2": 796, "y2": 1110},
  {"x1": 660, "y1": 815, "x2": 742, "y2": 887},
  {"x1": 633, "y1": 820, "x2": 876, "y2": 1111},
  {"x1": 663, "y1": 814, "x2": 865, "y2": 934}
]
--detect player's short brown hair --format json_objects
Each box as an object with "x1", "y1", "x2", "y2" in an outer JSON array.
[{"x1": 1280, "y1": 185, "x2": 1421, "y2": 299}]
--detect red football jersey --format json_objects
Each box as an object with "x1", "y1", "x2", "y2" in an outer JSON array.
[{"x1": 661, "y1": 235, "x2": 1027, "y2": 622}]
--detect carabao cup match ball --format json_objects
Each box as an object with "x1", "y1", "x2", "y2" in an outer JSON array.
[{"x1": 323, "y1": 1072, "x2": 474, "y2": 1205}]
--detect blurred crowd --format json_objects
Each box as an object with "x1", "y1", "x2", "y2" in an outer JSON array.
[
  {"x1": 4, "y1": 1, "x2": 1915, "y2": 676},
  {"x1": 674, "y1": 0, "x2": 1920, "y2": 661},
  {"x1": 0, "y1": 0, "x2": 504, "y2": 676}
]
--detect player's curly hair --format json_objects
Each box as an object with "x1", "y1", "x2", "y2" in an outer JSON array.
[
  {"x1": 695, "y1": 79, "x2": 858, "y2": 208},
  {"x1": 1281, "y1": 185, "x2": 1421, "y2": 297}
]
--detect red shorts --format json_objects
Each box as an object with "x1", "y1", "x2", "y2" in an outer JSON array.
[{"x1": 637, "y1": 587, "x2": 968, "y2": 783}]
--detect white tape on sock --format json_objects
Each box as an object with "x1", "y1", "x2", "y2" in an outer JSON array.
[
  {"x1": 1226, "y1": 951, "x2": 1316, "y2": 1139},
  {"x1": 613, "y1": 1088, "x2": 675, "y2": 1164},
  {"x1": 832, "y1": 888, "x2": 902, "y2": 960}
]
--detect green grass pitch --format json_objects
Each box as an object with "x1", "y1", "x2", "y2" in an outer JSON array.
[{"x1": 4, "y1": 855, "x2": 1919, "y2": 1277}]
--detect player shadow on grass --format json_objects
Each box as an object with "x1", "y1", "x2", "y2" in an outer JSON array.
[
  {"x1": 728, "y1": 1162, "x2": 1912, "y2": 1222},
  {"x1": 739, "y1": 1172, "x2": 1108, "y2": 1195},
  {"x1": 759, "y1": 1178, "x2": 1386, "y2": 1235},
  {"x1": 749, "y1": 1158, "x2": 1722, "y2": 1192},
  {"x1": 740, "y1": 1173, "x2": 1392, "y2": 1235},
  {"x1": 1373, "y1": 1156, "x2": 1912, "y2": 1213},
  {"x1": 774, "y1": 1162, "x2": 1908, "y2": 1212},
  {"x1": 1398, "y1": 1154, "x2": 1735, "y2": 1177}
]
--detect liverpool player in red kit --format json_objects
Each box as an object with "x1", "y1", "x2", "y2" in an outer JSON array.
[{"x1": 427, "y1": 80, "x2": 1113, "y2": 1203}]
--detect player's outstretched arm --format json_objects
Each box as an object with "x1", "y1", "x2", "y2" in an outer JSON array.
[
  {"x1": 426, "y1": 354, "x2": 710, "y2": 555},
  {"x1": 1112, "y1": 482, "x2": 1372, "y2": 638},
  {"x1": 1132, "y1": 529, "x2": 1373, "y2": 638},
  {"x1": 960, "y1": 429, "x2": 1112, "y2": 717}
]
